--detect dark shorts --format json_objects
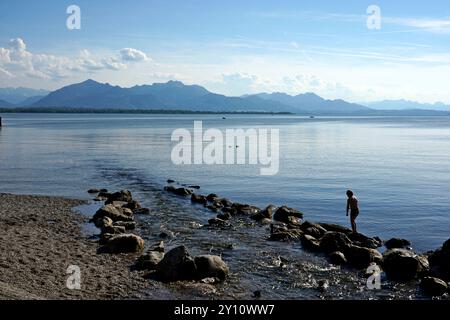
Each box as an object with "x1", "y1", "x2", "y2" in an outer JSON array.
[{"x1": 350, "y1": 210, "x2": 359, "y2": 219}]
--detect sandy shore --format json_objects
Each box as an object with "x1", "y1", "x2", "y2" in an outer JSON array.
[{"x1": 0, "y1": 193, "x2": 149, "y2": 300}]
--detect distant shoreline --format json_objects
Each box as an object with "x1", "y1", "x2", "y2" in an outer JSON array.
[
  {"x1": 0, "y1": 107, "x2": 293, "y2": 115},
  {"x1": 1, "y1": 107, "x2": 450, "y2": 116}
]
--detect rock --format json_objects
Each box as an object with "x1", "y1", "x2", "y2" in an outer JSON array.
[
  {"x1": 105, "y1": 234, "x2": 145, "y2": 253},
  {"x1": 135, "y1": 251, "x2": 165, "y2": 271},
  {"x1": 421, "y1": 277, "x2": 448, "y2": 296},
  {"x1": 99, "y1": 233, "x2": 114, "y2": 245},
  {"x1": 133, "y1": 208, "x2": 150, "y2": 215},
  {"x1": 217, "y1": 212, "x2": 231, "y2": 220},
  {"x1": 97, "y1": 191, "x2": 112, "y2": 199},
  {"x1": 87, "y1": 188, "x2": 101, "y2": 194},
  {"x1": 269, "y1": 228, "x2": 303, "y2": 242},
  {"x1": 300, "y1": 221, "x2": 328, "y2": 239},
  {"x1": 124, "y1": 200, "x2": 142, "y2": 211},
  {"x1": 167, "y1": 179, "x2": 175, "y2": 183},
  {"x1": 301, "y1": 234, "x2": 320, "y2": 251},
  {"x1": 251, "y1": 205, "x2": 276, "y2": 221},
  {"x1": 122, "y1": 208, "x2": 134, "y2": 217},
  {"x1": 208, "y1": 217, "x2": 229, "y2": 226},
  {"x1": 206, "y1": 193, "x2": 219, "y2": 202},
  {"x1": 164, "y1": 186, "x2": 193, "y2": 196},
  {"x1": 191, "y1": 194, "x2": 208, "y2": 205},
  {"x1": 159, "y1": 230, "x2": 175, "y2": 239},
  {"x1": 319, "y1": 232, "x2": 353, "y2": 253},
  {"x1": 105, "y1": 189, "x2": 133, "y2": 203},
  {"x1": 101, "y1": 224, "x2": 126, "y2": 235},
  {"x1": 189, "y1": 185, "x2": 201, "y2": 189},
  {"x1": 260, "y1": 218, "x2": 272, "y2": 225},
  {"x1": 113, "y1": 221, "x2": 136, "y2": 230},
  {"x1": 317, "y1": 280, "x2": 329, "y2": 292},
  {"x1": 111, "y1": 201, "x2": 128, "y2": 208},
  {"x1": 428, "y1": 238, "x2": 450, "y2": 281},
  {"x1": 273, "y1": 206, "x2": 303, "y2": 224},
  {"x1": 346, "y1": 245, "x2": 382, "y2": 269},
  {"x1": 217, "y1": 198, "x2": 233, "y2": 208},
  {"x1": 212, "y1": 200, "x2": 224, "y2": 208},
  {"x1": 194, "y1": 255, "x2": 229, "y2": 281},
  {"x1": 206, "y1": 205, "x2": 220, "y2": 212},
  {"x1": 175, "y1": 188, "x2": 193, "y2": 196},
  {"x1": 329, "y1": 251, "x2": 347, "y2": 265},
  {"x1": 150, "y1": 241, "x2": 165, "y2": 253},
  {"x1": 317, "y1": 223, "x2": 352, "y2": 234},
  {"x1": 233, "y1": 203, "x2": 261, "y2": 215},
  {"x1": 384, "y1": 238, "x2": 411, "y2": 249},
  {"x1": 156, "y1": 246, "x2": 197, "y2": 281},
  {"x1": 94, "y1": 216, "x2": 113, "y2": 229},
  {"x1": 382, "y1": 249, "x2": 430, "y2": 281},
  {"x1": 92, "y1": 204, "x2": 134, "y2": 223},
  {"x1": 221, "y1": 207, "x2": 237, "y2": 215},
  {"x1": 253, "y1": 290, "x2": 262, "y2": 298},
  {"x1": 348, "y1": 232, "x2": 382, "y2": 249}
]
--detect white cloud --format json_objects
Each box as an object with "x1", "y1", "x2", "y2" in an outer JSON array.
[
  {"x1": 385, "y1": 17, "x2": 450, "y2": 34},
  {"x1": 0, "y1": 38, "x2": 150, "y2": 82},
  {"x1": 119, "y1": 48, "x2": 149, "y2": 62}
]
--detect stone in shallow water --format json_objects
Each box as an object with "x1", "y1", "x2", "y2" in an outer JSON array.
[{"x1": 420, "y1": 276, "x2": 448, "y2": 296}]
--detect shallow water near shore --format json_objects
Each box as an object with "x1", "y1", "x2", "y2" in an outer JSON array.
[{"x1": 1, "y1": 113, "x2": 450, "y2": 299}]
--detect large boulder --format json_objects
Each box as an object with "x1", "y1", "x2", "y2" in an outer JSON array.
[
  {"x1": 232, "y1": 203, "x2": 261, "y2": 216},
  {"x1": 385, "y1": 238, "x2": 411, "y2": 249},
  {"x1": 346, "y1": 245, "x2": 382, "y2": 269},
  {"x1": 191, "y1": 194, "x2": 208, "y2": 205},
  {"x1": 156, "y1": 246, "x2": 197, "y2": 281},
  {"x1": 94, "y1": 216, "x2": 113, "y2": 229},
  {"x1": 428, "y1": 238, "x2": 450, "y2": 281},
  {"x1": 135, "y1": 251, "x2": 165, "y2": 271},
  {"x1": 420, "y1": 277, "x2": 448, "y2": 296},
  {"x1": 165, "y1": 186, "x2": 193, "y2": 197},
  {"x1": 300, "y1": 221, "x2": 328, "y2": 239},
  {"x1": 251, "y1": 205, "x2": 276, "y2": 221},
  {"x1": 104, "y1": 234, "x2": 145, "y2": 253},
  {"x1": 113, "y1": 221, "x2": 136, "y2": 230},
  {"x1": 194, "y1": 255, "x2": 229, "y2": 281},
  {"x1": 92, "y1": 204, "x2": 134, "y2": 222},
  {"x1": 382, "y1": 249, "x2": 429, "y2": 281},
  {"x1": 317, "y1": 223, "x2": 352, "y2": 234},
  {"x1": 269, "y1": 228, "x2": 303, "y2": 242},
  {"x1": 347, "y1": 233, "x2": 382, "y2": 249},
  {"x1": 206, "y1": 193, "x2": 219, "y2": 202},
  {"x1": 300, "y1": 234, "x2": 321, "y2": 251},
  {"x1": 101, "y1": 224, "x2": 126, "y2": 235},
  {"x1": 319, "y1": 232, "x2": 352, "y2": 253},
  {"x1": 329, "y1": 251, "x2": 347, "y2": 265},
  {"x1": 105, "y1": 189, "x2": 133, "y2": 204},
  {"x1": 273, "y1": 206, "x2": 303, "y2": 224}
]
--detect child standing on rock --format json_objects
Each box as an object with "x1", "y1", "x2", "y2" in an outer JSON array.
[{"x1": 346, "y1": 190, "x2": 359, "y2": 233}]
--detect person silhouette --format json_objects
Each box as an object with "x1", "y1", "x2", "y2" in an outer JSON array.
[{"x1": 346, "y1": 190, "x2": 359, "y2": 233}]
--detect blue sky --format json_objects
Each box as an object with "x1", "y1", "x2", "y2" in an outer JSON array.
[{"x1": 1, "y1": 0, "x2": 450, "y2": 103}]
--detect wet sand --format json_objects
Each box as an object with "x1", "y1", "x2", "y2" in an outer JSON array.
[{"x1": 0, "y1": 193, "x2": 149, "y2": 300}]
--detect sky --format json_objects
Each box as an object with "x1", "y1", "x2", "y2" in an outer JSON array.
[{"x1": 1, "y1": 0, "x2": 450, "y2": 103}]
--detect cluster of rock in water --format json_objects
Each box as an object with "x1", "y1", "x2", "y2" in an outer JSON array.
[
  {"x1": 87, "y1": 188, "x2": 229, "y2": 283},
  {"x1": 164, "y1": 182, "x2": 450, "y2": 297}
]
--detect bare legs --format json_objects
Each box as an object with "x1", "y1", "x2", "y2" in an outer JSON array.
[{"x1": 350, "y1": 215, "x2": 357, "y2": 233}]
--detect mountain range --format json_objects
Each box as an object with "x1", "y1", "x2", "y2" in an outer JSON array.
[
  {"x1": 0, "y1": 79, "x2": 449, "y2": 115},
  {"x1": 364, "y1": 99, "x2": 450, "y2": 111}
]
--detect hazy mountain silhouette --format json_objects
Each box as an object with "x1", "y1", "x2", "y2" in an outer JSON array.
[
  {"x1": 0, "y1": 87, "x2": 49, "y2": 105},
  {"x1": 365, "y1": 99, "x2": 450, "y2": 111},
  {"x1": 29, "y1": 79, "x2": 375, "y2": 114}
]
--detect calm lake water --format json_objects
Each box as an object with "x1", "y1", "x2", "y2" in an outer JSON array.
[{"x1": 0, "y1": 113, "x2": 449, "y2": 254}]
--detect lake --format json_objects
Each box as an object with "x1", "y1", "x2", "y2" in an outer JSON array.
[{"x1": 1, "y1": 113, "x2": 449, "y2": 253}]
